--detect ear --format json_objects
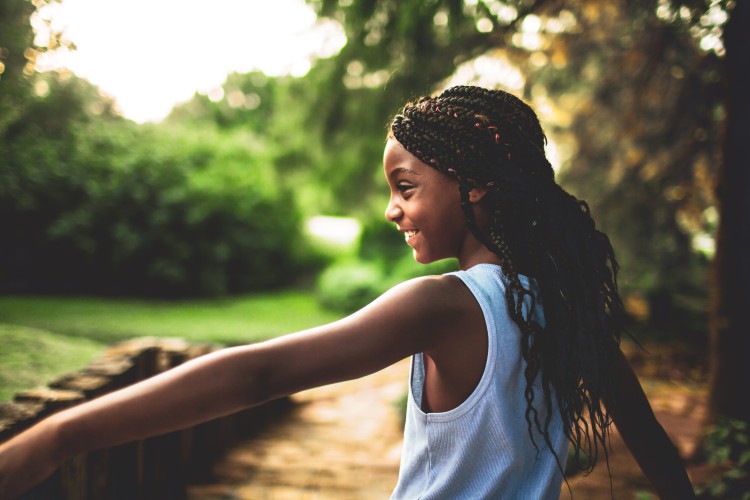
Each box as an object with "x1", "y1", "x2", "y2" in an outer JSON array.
[{"x1": 468, "y1": 186, "x2": 489, "y2": 203}]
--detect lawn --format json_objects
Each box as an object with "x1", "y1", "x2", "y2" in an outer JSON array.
[
  {"x1": 0, "y1": 324, "x2": 105, "y2": 401},
  {"x1": 0, "y1": 290, "x2": 342, "y2": 400}
]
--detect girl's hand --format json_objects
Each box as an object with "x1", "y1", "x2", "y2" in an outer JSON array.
[{"x1": 0, "y1": 416, "x2": 64, "y2": 499}]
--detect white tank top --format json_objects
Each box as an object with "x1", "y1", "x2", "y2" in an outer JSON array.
[{"x1": 391, "y1": 264, "x2": 568, "y2": 499}]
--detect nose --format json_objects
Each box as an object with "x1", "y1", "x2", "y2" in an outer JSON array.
[{"x1": 385, "y1": 196, "x2": 403, "y2": 222}]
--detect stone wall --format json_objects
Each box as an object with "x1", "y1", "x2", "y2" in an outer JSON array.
[{"x1": 0, "y1": 337, "x2": 290, "y2": 500}]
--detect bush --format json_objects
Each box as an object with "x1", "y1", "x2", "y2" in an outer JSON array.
[
  {"x1": 357, "y1": 216, "x2": 458, "y2": 279},
  {"x1": 696, "y1": 418, "x2": 750, "y2": 499},
  {"x1": 357, "y1": 216, "x2": 411, "y2": 266},
  {"x1": 315, "y1": 261, "x2": 387, "y2": 313},
  {"x1": 314, "y1": 214, "x2": 459, "y2": 313},
  {"x1": 1, "y1": 112, "x2": 312, "y2": 296},
  {"x1": 388, "y1": 254, "x2": 459, "y2": 282}
]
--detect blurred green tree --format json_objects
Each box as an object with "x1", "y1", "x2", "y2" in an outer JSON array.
[
  {"x1": 0, "y1": 0, "x2": 68, "y2": 131},
  {"x1": 0, "y1": 0, "x2": 37, "y2": 129}
]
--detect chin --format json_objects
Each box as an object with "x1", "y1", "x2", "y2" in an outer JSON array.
[
  {"x1": 413, "y1": 251, "x2": 438, "y2": 265},
  {"x1": 412, "y1": 250, "x2": 426, "y2": 264}
]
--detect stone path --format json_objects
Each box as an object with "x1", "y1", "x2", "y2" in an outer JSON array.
[
  {"x1": 186, "y1": 359, "x2": 708, "y2": 499},
  {"x1": 186, "y1": 360, "x2": 410, "y2": 499}
]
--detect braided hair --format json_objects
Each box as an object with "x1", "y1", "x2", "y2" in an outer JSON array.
[{"x1": 390, "y1": 85, "x2": 627, "y2": 475}]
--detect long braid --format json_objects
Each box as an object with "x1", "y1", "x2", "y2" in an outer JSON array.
[{"x1": 390, "y1": 85, "x2": 627, "y2": 475}]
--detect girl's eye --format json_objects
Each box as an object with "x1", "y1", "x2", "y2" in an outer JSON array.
[{"x1": 397, "y1": 183, "x2": 413, "y2": 193}]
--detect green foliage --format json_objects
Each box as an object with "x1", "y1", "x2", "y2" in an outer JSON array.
[
  {"x1": 0, "y1": 0, "x2": 35, "y2": 130},
  {"x1": 696, "y1": 418, "x2": 750, "y2": 499},
  {"x1": 357, "y1": 216, "x2": 458, "y2": 279},
  {"x1": 357, "y1": 216, "x2": 412, "y2": 265},
  {"x1": 316, "y1": 260, "x2": 387, "y2": 313},
  {"x1": 315, "y1": 215, "x2": 458, "y2": 312},
  {"x1": 0, "y1": 0, "x2": 71, "y2": 131},
  {"x1": 297, "y1": 0, "x2": 566, "y2": 215},
  {"x1": 0, "y1": 76, "x2": 315, "y2": 296},
  {"x1": 167, "y1": 72, "x2": 283, "y2": 132}
]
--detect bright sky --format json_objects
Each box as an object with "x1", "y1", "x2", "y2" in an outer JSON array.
[{"x1": 35, "y1": 0, "x2": 346, "y2": 123}]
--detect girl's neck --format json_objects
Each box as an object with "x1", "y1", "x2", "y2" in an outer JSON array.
[{"x1": 457, "y1": 238, "x2": 503, "y2": 271}]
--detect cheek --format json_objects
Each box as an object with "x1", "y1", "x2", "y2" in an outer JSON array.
[{"x1": 438, "y1": 197, "x2": 465, "y2": 227}]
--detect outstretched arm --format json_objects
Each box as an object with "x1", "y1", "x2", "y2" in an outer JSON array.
[
  {"x1": 0, "y1": 276, "x2": 469, "y2": 498},
  {"x1": 609, "y1": 348, "x2": 696, "y2": 499}
]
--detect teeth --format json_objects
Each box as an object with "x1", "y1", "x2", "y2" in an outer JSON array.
[{"x1": 405, "y1": 230, "x2": 418, "y2": 239}]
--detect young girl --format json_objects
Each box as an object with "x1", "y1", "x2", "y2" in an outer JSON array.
[{"x1": 0, "y1": 86, "x2": 694, "y2": 499}]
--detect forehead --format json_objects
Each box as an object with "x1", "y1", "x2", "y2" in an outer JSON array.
[
  {"x1": 383, "y1": 139, "x2": 459, "y2": 196},
  {"x1": 383, "y1": 139, "x2": 428, "y2": 178}
]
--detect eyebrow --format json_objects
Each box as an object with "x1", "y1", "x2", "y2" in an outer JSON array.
[{"x1": 389, "y1": 167, "x2": 421, "y2": 180}]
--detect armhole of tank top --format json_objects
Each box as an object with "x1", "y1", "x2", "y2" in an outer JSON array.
[
  {"x1": 448, "y1": 272, "x2": 497, "y2": 407},
  {"x1": 409, "y1": 271, "x2": 498, "y2": 421}
]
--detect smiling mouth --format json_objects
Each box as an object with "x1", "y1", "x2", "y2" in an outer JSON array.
[{"x1": 404, "y1": 230, "x2": 419, "y2": 241}]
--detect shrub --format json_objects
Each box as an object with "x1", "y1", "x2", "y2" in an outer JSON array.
[
  {"x1": 1, "y1": 116, "x2": 312, "y2": 296},
  {"x1": 388, "y1": 254, "x2": 459, "y2": 282},
  {"x1": 357, "y1": 215, "x2": 458, "y2": 281},
  {"x1": 357, "y1": 216, "x2": 411, "y2": 266},
  {"x1": 315, "y1": 261, "x2": 387, "y2": 313},
  {"x1": 314, "y1": 213, "x2": 459, "y2": 313},
  {"x1": 696, "y1": 418, "x2": 750, "y2": 499}
]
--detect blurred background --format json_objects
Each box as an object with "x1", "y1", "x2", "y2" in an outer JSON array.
[{"x1": 0, "y1": 0, "x2": 747, "y2": 496}]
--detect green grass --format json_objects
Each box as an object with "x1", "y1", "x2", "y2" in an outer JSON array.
[
  {"x1": 0, "y1": 290, "x2": 341, "y2": 346},
  {"x1": 0, "y1": 290, "x2": 342, "y2": 400},
  {"x1": 0, "y1": 324, "x2": 105, "y2": 401}
]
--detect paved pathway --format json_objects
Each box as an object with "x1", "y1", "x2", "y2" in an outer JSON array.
[
  {"x1": 187, "y1": 359, "x2": 707, "y2": 499},
  {"x1": 187, "y1": 360, "x2": 410, "y2": 499}
]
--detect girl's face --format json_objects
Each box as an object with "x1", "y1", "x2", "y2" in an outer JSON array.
[{"x1": 383, "y1": 139, "x2": 477, "y2": 266}]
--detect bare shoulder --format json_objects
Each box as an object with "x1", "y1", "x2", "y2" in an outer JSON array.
[
  {"x1": 351, "y1": 274, "x2": 480, "y2": 349},
  {"x1": 247, "y1": 273, "x2": 480, "y2": 398},
  {"x1": 382, "y1": 273, "x2": 471, "y2": 302},
  {"x1": 371, "y1": 274, "x2": 477, "y2": 327}
]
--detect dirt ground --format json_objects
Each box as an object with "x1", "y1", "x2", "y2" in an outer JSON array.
[{"x1": 186, "y1": 358, "x2": 709, "y2": 500}]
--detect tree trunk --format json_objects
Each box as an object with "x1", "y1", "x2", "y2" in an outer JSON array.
[{"x1": 707, "y1": 2, "x2": 750, "y2": 426}]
